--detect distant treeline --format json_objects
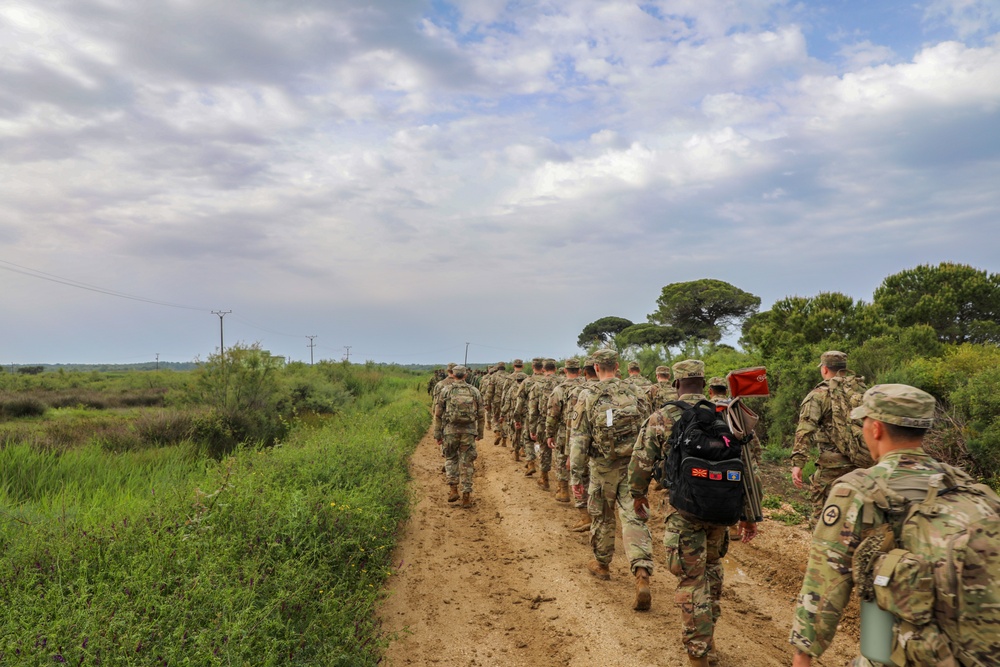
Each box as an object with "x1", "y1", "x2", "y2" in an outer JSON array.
[{"x1": 4, "y1": 361, "x2": 200, "y2": 373}]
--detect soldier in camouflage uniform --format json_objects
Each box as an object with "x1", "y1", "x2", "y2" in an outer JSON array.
[
  {"x1": 790, "y1": 384, "x2": 1000, "y2": 667},
  {"x1": 546, "y1": 358, "x2": 585, "y2": 504},
  {"x1": 486, "y1": 362, "x2": 509, "y2": 445},
  {"x1": 629, "y1": 359, "x2": 758, "y2": 665},
  {"x1": 433, "y1": 366, "x2": 485, "y2": 509},
  {"x1": 566, "y1": 356, "x2": 599, "y2": 531},
  {"x1": 792, "y1": 351, "x2": 869, "y2": 528},
  {"x1": 479, "y1": 365, "x2": 495, "y2": 431},
  {"x1": 513, "y1": 358, "x2": 545, "y2": 475},
  {"x1": 499, "y1": 360, "x2": 528, "y2": 460},
  {"x1": 624, "y1": 360, "x2": 652, "y2": 387},
  {"x1": 528, "y1": 359, "x2": 560, "y2": 490},
  {"x1": 570, "y1": 349, "x2": 654, "y2": 609},
  {"x1": 646, "y1": 365, "x2": 679, "y2": 411}
]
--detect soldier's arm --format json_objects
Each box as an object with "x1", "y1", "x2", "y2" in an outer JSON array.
[
  {"x1": 628, "y1": 411, "x2": 667, "y2": 497},
  {"x1": 475, "y1": 390, "x2": 485, "y2": 439},
  {"x1": 545, "y1": 389, "x2": 563, "y2": 441},
  {"x1": 791, "y1": 390, "x2": 823, "y2": 468},
  {"x1": 789, "y1": 482, "x2": 864, "y2": 658},
  {"x1": 569, "y1": 396, "x2": 591, "y2": 481},
  {"x1": 433, "y1": 393, "x2": 445, "y2": 441}
]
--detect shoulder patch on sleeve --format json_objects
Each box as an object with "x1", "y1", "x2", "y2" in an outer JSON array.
[
  {"x1": 834, "y1": 487, "x2": 851, "y2": 497},
  {"x1": 821, "y1": 504, "x2": 842, "y2": 526}
]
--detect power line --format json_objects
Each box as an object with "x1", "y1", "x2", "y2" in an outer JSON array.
[{"x1": 0, "y1": 258, "x2": 207, "y2": 311}]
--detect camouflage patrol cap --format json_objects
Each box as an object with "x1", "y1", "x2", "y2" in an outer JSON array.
[
  {"x1": 850, "y1": 384, "x2": 936, "y2": 429},
  {"x1": 452, "y1": 364, "x2": 467, "y2": 374},
  {"x1": 672, "y1": 359, "x2": 705, "y2": 379},
  {"x1": 512, "y1": 359, "x2": 524, "y2": 366},
  {"x1": 708, "y1": 376, "x2": 727, "y2": 388},
  {"x1": 627, "y1": 361, "x2": 640, "y2": 371},
  {"x1": 819, "y1": 350, "x2": 848, "y2": 369},
  {"x1": 496, "y1": 361, "x2": 506, "y2": 370},
  {"x1": 655, "y1": 365, "x2": 670, "y2": 376},
  {"x1": 583, "y1": 356, "x2": 596, "y2": 368},
  {"x1": 544, "y1": 359, "x2": 557, "y2": 371},
  {"x1": 447, "y1": 362, "x2": 457, "y2": 370},
  {"x1": 592, "y1": 349, "x2": 618, "y2": 366},
  {"x1": 563, "y1": 358, "x2": 581, "y2": 371}
]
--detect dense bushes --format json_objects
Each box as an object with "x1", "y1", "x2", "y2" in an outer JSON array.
[{"x1": 0, "y1": 367, "x2": 430, "y2": 665}]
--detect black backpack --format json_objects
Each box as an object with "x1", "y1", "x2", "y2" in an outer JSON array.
[{"x1": 660, "y1": 400, "x2": 747, "y2": 525}]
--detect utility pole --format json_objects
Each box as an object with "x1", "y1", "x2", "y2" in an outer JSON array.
[
  {"x1": 155, "y1": 353, "x2": 159, "y2": 370},
  {"x1": 211, "y1": 310, "x2": 231, "y2": 356},
  {"x1": 464, "y1": 341, "x2": 470, "y2": 365},
  {"x1": 306, "y1": 336, "x2": 317, "y2": 365},
  {"x1": 344, "y1": 346, "x2": 351, "y2": 363}
]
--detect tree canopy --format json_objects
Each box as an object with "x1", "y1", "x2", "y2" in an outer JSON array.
[
  {"x1": 577, "y1": 316, "x2": 634, "y2": 349},
  {"x1": 873, "y1": 263, "x2": 1000, "y2": 344},
  {"x1": 648, "y1": 279, "x2": 760, "y2": 343},
  {"x1": 617, "y1": 323, "x2": 685, "y2": 349}
]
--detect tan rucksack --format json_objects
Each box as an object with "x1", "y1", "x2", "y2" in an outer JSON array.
[{"x1": 828, "y1": 374, "x2": 874, "y2": 469}]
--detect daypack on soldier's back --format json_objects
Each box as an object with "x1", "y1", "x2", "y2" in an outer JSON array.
[
  {"x1": 861, "y1": 463, "x2": 1000, "y2": 666},
  {"x1": 828, "y1": 374, "x2": 874, "y2": 469},
  {"x1": 588, "y1": 383, "x2": 643, "y2": 460},
  {"x1": 444, "y1": 384, "x2": 478, "y2": 425},
  {"x1": 663, "y1": 400, "x2": 747, "y2": 525}
]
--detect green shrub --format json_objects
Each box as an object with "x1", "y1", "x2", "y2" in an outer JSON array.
[{"x1": 0, "y1": 394, "x2": 48, "y2": 418}]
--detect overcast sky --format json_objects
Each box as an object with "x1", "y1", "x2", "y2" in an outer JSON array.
[{"x1": 2, "y1": 0, "x2": 999, "y2": 366}]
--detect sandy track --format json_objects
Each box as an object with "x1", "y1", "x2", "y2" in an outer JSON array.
[{"x1": 380, "y1": 427, "x2": 859, "y2": 666}]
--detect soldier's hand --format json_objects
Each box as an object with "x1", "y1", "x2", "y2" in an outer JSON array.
[
  {"x1": 515, "y1": 421, "x2": 521, "y2": 429},
  {"x1": 436, "y1": 438, "x2": 443, "y2": 446},
  {"x1": 792, "y1": 650, "x2": 812, "y2": 667},
  {"x1": 791, "y1": 466, "x2": 804, "y2": 488},
  {"x1": 633, "y1": 496, "x2": 649, "y2": 520},
  {"x1": 571, "y1": 483, "x2": 585, "y2": 500},
  {"x1": 739, "y1": 520, "x2": 758, "y2": 543},
  {"x1": 530, "y1": 433, "x2": 537, "y2": 441},
  {"x1": 546, "y1": 437, "x2": 555, "y2": 449}
]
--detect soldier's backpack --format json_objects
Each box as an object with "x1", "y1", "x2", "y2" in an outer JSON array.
[
  {"x1": 662, "y1": 400, "x2": 746, "y2": 525},
  {"x1": 445, "y1": 384, "x2": 478, "y2": 425},
  {"x1": 588, "y1": 383, "x2": 643, "y2": 460},
  {"x1": 828, "y1": 374, "x2": 874, "y2": 469},
  {"x1": 856, "y1": 463, "x2": 1000, "y2": 666}
]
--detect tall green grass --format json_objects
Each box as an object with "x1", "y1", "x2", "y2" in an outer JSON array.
[{"x1": 0, "y1": 382, "x2": 430, "y2": 665}]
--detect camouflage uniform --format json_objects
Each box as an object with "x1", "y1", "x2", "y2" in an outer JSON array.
[
  {"x1": 645, "y1": 366, "x2": 678, "y2": 411},
  {"x1": 624, "y1": 361, "x2": 652, "y2": 388},
  {"x1": 629, "y1": 360, "x2": 748, "y2": 659},
  {"x1": 566, "y1": 361, "x2": 597, "y2": 513},
  {"x1": 500, "y1": 366, "x2": 528, "y2": 455},
  {"x1": 790, "y1": 384, "x2": 1000, "y2": 665},
  {"x1": 528, "y1": 361, "x2": 559, "y2": 476},
  {"x1": 514, "y1": 360, "x2": 544, "y2": 463},
  {"x1": 546, "y1": 360, "x2": 585, "y2": 487},
  {"x1": 792, "y1": 351, "x2": 868, "y2": 527},
  {"x1": 433, "y1": 372, "x2": 485, "y2": 496},
  {"x1": 570, "y1": 350, "x2": 653, "y2": 575}
]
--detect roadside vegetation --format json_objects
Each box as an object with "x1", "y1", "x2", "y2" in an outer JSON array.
[
  {"x1": 0, "y1": 349, "x2": 429, "y2": 665},
  {"x1": 576, "y1": 262, "x2": 1000, "y2": 519}
]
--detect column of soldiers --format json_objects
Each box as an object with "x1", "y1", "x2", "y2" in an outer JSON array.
[{"x1": 427, "y1": 349, "x2": 999, "y2": 666}]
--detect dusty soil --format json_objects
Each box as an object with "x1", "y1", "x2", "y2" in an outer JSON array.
[{"x1": 379, "y1": 428, "x2": 860, "y2": 666}]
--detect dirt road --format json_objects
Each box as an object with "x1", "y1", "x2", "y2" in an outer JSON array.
[{"x1": 380, "y1": 427, "x2": 860, "y2": 666}]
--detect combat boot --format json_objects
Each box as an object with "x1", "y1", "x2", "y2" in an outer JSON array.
[
  {"x1": 571, "y1": 508, "x2": 591, "y2": 532},
  {"x1": 537, "y1": 470, "x2": 549, "y2": 490},
  {"x1": 707, "y1": 649, "x2": 719, "y2": 666},
  {"x1": 554, "y1": 481, "x2": 570, "y2": 503},
  {"x1": 461, "y1": 492, "x2": 472, "y2": 509},
  {"x1": 513, "y1": 447, "x2": 520, "y2": 462},
  {"x1": 587, "y1": 560, "x2": 610, "y2": 580},
  {"x1": 524, "y1": 459, "x2": 536, "y2": 477},
  {"x1": 633, "y1": 567, "x2": 651, "y2": 611},
  {"x1": 687, "y1": 655, "x2": 709, "y2": 667},
  {"x1": 447, "y1": 485, "x2": 460, "y2": 503}
]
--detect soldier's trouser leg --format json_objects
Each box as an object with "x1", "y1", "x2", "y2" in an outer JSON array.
[
  {"x1": 809, "y1": 465, "x2": 853, "y2": 528},
  {"x1": 523, "y1": 428, "x2": 536, "y2": 461},
  {"x1": 573, "y1": 464, "x2": 591, "y2": 509},
  {"x1": 553, "y1": 439, "x2": 570, "y2": 483},
  {"x1": 620, "y1": 470, "x2": 654, "y2": 576},
  {"x1": 538, "y1": 439, "x2": 552, "y2": 472},
  {"x1": 456, "y1": 434, "x2": 477, "y2": 493},
  {"x1": 588, "y1": 464, "x2": 617, "y2": 566},
  {"x1": 663, "y1": 512, "x2": 728, "y2": 658},
  {"x1": 443, "y1": 437, "x2": 460, "y2": 486}
]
